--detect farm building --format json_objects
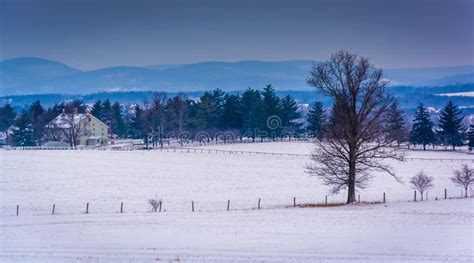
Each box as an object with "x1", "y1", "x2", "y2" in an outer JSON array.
[{"x1": 45, "y1": 110, "x2": 109, "y2": 146}]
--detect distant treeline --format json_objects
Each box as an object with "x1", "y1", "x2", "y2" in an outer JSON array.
[
  {"x1": 1, "y1": 85, "x2": 309, "y2": 146},
  {"x1": 2, "y1": 83, "x2": 474, "y2": 115},
  {"x1": 1, "y1": 84, "x2": 473, "y2": 150}
]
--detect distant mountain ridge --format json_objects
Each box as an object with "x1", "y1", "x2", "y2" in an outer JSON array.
[{"x1": 1, "y1": 57, "x2": 473, "y2": 95}]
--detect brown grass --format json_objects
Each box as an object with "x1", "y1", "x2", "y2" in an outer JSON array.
[{"x1": 291, "y1": 201, "x2": 383, "y2": 208}]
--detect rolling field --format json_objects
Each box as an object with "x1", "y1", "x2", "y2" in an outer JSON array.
[{"x1": 0, "y1": 142, "x2": 473, "y2": 262}]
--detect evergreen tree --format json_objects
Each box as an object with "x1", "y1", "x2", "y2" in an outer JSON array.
[
  {"x1": 195, "y1": 89, "x2": 225, "y2": 134},
  {"x1": 306, "y1": 101, "x2": 327, "y2": 139},
  {"x1": 90, "y1": 100, "x2": 103, "y2": 120},
  {"x1": 386, "y1": 100, "x2": 407, "y2": 145},
  {"x1": 63, "y1": 99, "x2": 86, "y2": 114},
  {"x1": 0, "y1": 103, "x2": 16, "y2": 131},
  {"x1": 279, "y1": 95, "x2": 301, "y2": 135},
  {"x1": 28, "y1": 100, "x2": 46, "y2": 145},
  {"x1": 12, "y1": 112, "x2": 35, "y2": 146},
  {"x1": 262, "y1": 85, "x2": 281, "y2": 135},
  {"x1": 196, "y1": 91, "x2": 217, "y2": 131},
  {"x1": 409, "y1": 103, "x2": 436, "y2": 150},
  {"x1": 101, "y1": 99, "x2": 113, "y2": 125},
  {"x1": 220, "y1": 94, "x2": 243, "y2": 130},
  {"x1": 128, "y1": 104, "x2": 145, "y2": 139},
  {"x1": 110, "y1": 102, "x2": 127, "y2": 137},
  {"x1": 438, "y1": 101, "x2": 464, "y2": 150},
  {"x1": 241, "y1": 88, "x2": 265, "y2": 140},
  {"x1": 468, "y1": 124, "x2": 474, "y2": 151}
]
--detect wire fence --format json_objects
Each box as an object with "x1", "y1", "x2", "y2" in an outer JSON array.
[
  {"x1": 5, "y1": 189, "x2": 473, "y2": 217},
  {"x1": 3, "y1": 145, "x2": 474, "y2": 162}
]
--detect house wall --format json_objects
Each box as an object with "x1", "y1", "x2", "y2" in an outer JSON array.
[{"x1": 78, "y1": 114, "x2": 109, "y2": 145}]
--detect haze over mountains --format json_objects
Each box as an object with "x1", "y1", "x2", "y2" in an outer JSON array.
[{"x1": 1, "y1": 57, "x2": 474, "y2": 96}]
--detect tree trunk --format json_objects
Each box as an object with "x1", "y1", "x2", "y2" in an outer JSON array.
[
  {"x1": 423, "y1": 144, "x2": 426, "y2": 151},
  {"x1": 465, "y1": 187, "x2": 468, "y2": 198},
  {"x1": 420, "y1": 191, "x2": 424, "y2": 201},
  {"x1": 347, "y1": 160, "x2": 356, "y2": 204}
]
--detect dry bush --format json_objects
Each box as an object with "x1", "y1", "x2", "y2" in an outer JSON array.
[
  {"x1": 295, "y1": 202, "x2": 346, "y2": 208},
  {"x1": 148, "y1": 197, "x2": 161, "y2": 212}
]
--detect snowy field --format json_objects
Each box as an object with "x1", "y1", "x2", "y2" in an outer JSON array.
[
  {"x1": 1, "y1": 142, "x2": 473, "y2": 261},
  {"x1": 437, "y1": 91, "x2": 474, "y2": 97}
]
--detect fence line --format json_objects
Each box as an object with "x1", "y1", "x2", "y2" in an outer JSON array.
[
  {"x1": 9, "y1": 190, "x2": 473, "y2": 217},
  {"x1": 3, "y1": 144, "x2": 474, "y2": 162},
  {"x1": 1, "y1": 137, "x2": 311, "y2": 151}
]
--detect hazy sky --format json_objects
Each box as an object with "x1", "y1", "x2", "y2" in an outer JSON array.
[{"x1": 0, "y1": 0, "x2": 473, "y2": 70}]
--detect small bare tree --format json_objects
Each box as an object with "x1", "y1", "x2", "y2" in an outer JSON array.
[
  {"x1": 148, "y1": 197, "x2": 161, "y2": 212},
  {"x1": 306, "y1": 50, "x2": 404, "y2": 203},
  {"x1": 451, "y1": 164, "x2": 474, "y2": 198},
  {"x1": 410, "y1": 171, "x2": 433, "y2": 201},
  {"x1": 64, "y1": 110, "x2": 81, "y2": 147}
]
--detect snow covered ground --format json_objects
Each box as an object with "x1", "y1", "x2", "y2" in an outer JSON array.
[
  {"x1": 0, "y1": 142, "x2": 473, "y2": 261},
  {"x1": 1, "y1": 199, "x2": 473, "y2": 262},
  {"x1": 437, "y1": 91, "x2": 474, "y2": 97}
]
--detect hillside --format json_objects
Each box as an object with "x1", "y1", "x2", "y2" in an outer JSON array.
[{"x1": 1, "y1": 57, "x2": 474, "y2": 95}]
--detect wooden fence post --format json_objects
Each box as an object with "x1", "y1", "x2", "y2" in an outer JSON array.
[
  {"x1": 16, "y1": 205, "x2": 19, "y2": 216},
  {"x1": 325, "y1": 195, "x2": 328, "y2": 205},
  {"x1": 414, "y1": 191, "x2": 417, "y2": 202},
  {"x1": 258, "y1": 198, "x2": 261, "y2": 209},
  {"x1": 358, "y1": 194, "x2": 360, "y2": 203},
  {"x1": 159, "y1": 201, "x2": 162, "y2": 212},
  {"x1": 293, "y1": 197, "x2": 296, "y2": 207},
  {"x1": 426, "y1": 191, "x2": 428, "y2": 201},
  {"x1": 192, "y1": 201, "x2": 194, "y2": 212},
  {"x1": 86, "y1": 203, "x2": 89, "y2": 214},
  {"x1": 52, "y1": 204, "x2": 55, "y2": 215},
  {"x1": 383, "y1": 192, "x2": 386, "y2": 203},
  {"x1": 444, "y1": 188, "x2": 447, "y2": 199},
  {"x1": 227, "y1": 200, "x2": 230, "y2": 211},
  {"x1": 120, "y1": 202, "x2": 123, "y2": 213}
]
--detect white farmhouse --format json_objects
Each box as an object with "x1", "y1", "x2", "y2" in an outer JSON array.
[{"x1": 46, "y1": 110, "x2": 109, "y2": 146}]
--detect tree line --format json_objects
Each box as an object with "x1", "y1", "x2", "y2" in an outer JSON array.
[
  {"x1": 1, "y1": 86, "x2": 473, "y2": 150},
  {"x1": 0, "y1": 85, "x2": 304, "y2": 146},
  {"x1": 307, "y1": 99, "x2": 474, "y2": 151}
]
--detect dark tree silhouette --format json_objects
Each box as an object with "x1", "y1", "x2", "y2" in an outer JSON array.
[
  {"x1": 110, "y1": 102, "x2": 127, "y2": 137},
  {"x1": 279, "y1": 95, "x2": 301, "y2": 136},
  {"x1": 128, "y1": 104, "x2": 146, "y2": 139},
  {"x1": 438, "y1": 101, "x2": 464, "y2": 150},
  {"x1": 306, "y1": 101, "x2": 327, "y2": 139},
  {"x1": 11, "y1": 112, "x2": 35, "y2": 146},
  {"x1": 409, "y1": 103, "x2": 436, "y2": 150},
  {"x1": 386, "y1": 100, "x2": 407, "y2": 145},
  {"x1": 306, "y1": 50, "x2": 404, "y2": 204},
  {"x1": 468, "y1": 124, "x2": 474, "y2": 151},
  {"x1": 241, "y1": 88, "x2": 265, "y2": 141}
]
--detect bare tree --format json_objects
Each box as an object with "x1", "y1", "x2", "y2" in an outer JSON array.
[
  {"x1": 167, "y1": 93, "x2": 189, "y2": 135},
  {"x1": 410, "y1": 171, "x2": 433, "y2": 201},
  {"x1": 306, "y1": 51, "x2": 404, "y2": 203},
  {"x1": 451, "y1": 164, "x2": 474, "y2": 198},
  {"x1": 64, "y1": 110, "x2": 81, "y2": 147},
  {"x1": 46, "y1": 108, "x2": 85, "y2": 147},
  {"x1": 151, "y1": 92, "x2": 168, "y2": 148}
]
